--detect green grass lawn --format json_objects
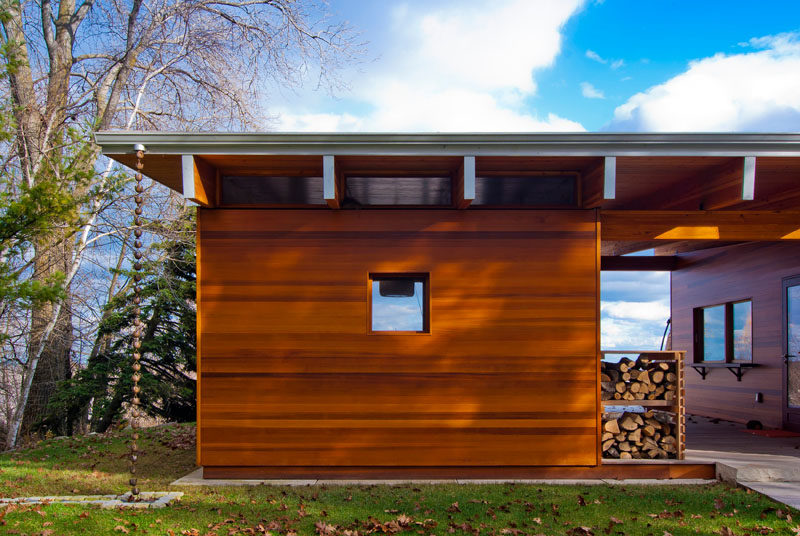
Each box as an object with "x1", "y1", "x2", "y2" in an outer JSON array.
[{"x1": 1, "y1": 424, "x2": 798, "y2": 535}]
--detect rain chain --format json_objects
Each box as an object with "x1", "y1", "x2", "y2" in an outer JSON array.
[{"x1": 129, "y1": 144, "x2": 146, "y2": 498}]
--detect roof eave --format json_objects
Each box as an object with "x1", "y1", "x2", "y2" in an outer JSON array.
[{"x1": 95, "y1": 131, "x2": 800, "y2": 157}]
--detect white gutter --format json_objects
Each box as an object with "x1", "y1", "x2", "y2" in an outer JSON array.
[{"x1": 94, "y1": 132, "x2": 800, "y2": 157}]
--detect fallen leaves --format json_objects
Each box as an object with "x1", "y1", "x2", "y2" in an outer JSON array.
[
  {"x1": 314, "y1": 521, "x2": 337, "y2": 535},
  {"x1": 446, "y1": 502, "x2": 461, "y2": 513},
  {"x1": 646, "y1": 510, "x2": 684, "y2": 519},
  {"x1": 566, "y1": 526, "x2": 594, "y2": 536}
]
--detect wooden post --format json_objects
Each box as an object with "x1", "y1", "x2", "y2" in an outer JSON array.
[
  {"x1": 323, "y1": 155, "x2": 341, "y2": 209},
  {"x1": 454, "y1": 156, "x2": 475, "y2": 209}
]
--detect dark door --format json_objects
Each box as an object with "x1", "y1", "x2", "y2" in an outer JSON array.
[{"x1": 783, "y1": 275, "x2": 800, "y2": 431}]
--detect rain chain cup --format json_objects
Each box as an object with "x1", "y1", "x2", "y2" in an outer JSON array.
[{"x1": 130, "y1": 145, "x2": 146, "y2": 497}]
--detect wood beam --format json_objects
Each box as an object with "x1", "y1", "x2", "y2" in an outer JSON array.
[
  {"x1": 581, "y1": 157, "x2": 614, "y2": 208},
  {"x1": 453, "y1": 156, "x2": 475, "y2": 209},
  {"x1": 323, "y1": 155, "x2": 341, "y2": 209},
  {"x1": 600, "y1": 240, "x2": 662, "y2": 256},
  {"x1": 601, "y1": 256, "x2": 678, "y2": 271},
  {"x1": 601, "y1": 210, "x2": 800, "y2": 241},
  {"x1": 181, "y1": 155, "x2": 217, "y2": 207},
  {"x1": 653, "y1": 240, "x2": 744, "y2": 256}
]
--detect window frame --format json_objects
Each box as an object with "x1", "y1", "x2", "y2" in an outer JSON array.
[
  {"x1": 367, "y1": 273, "x2": 430, "y2": 334},
  {"x1": 693, "y1": 298, "x2": 753, "y2": 363}
]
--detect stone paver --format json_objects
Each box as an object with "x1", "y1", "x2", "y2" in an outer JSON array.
[
  {"x1": 739, "y1": 482, "x2": 800, "y2": 509},
  {"x1": 0, "y1": 491, "x2": 183, "y2": 509}
]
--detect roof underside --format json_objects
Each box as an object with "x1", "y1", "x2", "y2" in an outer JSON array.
[
  {"x1": 96, "y1": 132, "x2": 800, "y2": 257},
  {"x1": 96, "y1": 131, "x2": 800, "y2": 194}
]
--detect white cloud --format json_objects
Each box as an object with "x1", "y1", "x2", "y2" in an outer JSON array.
[
  {"x1": 581, "y1": 82, "x2": 605, "y2": 99},
  {"x1": 610, "y1": 32, "x2": 800, "y2": 131},
  {"x1": 275, "y1": 93, "x2": 584, "y2": 132},
  {"x1": 413, "y1": 1, "x2": 575, "y2": 93},
  {"x1": 602, "y1": 300, "x2": 670, "y2": 322},
  {"x1": 274, "y1": 0, "x2": 586, "y2": 132},
  {"x1": 586, "y1": 49, "x2": 606, "y2": 64},
  {"x1": 601, "y1": 270, "x2": 670, "y2": 303},
  {"x1": 601, "y1": 300, "x2": 670, "y2": 350},
  {"x1": 274, "y1": 112, "x2": 364, "y2": 132},
  {"x1": 602, "y1": 316, "x2": 667, "y2": 350},
  {"x1": 586, "y1": 50, "x2": 624, "y2": 69},
  {"x1": 600, "y1": 270, "x2": 670, "y2": 350}
]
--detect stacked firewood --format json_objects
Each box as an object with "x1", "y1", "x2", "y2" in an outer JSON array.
[
  {"x1": 602, "y1": 410, "x2": 678, "y2": 459},
  {"x1": 601, "y1": 358, "x2": 678, "y2": 402}
]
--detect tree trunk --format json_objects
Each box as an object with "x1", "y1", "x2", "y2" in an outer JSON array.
[{"x1": 19, "y1": 232, "x2": 74, "y2": 438}]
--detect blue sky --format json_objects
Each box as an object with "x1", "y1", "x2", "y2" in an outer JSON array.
[
  {"x1": 266, "y1": 0, "x2": 800, "y2": 349},
  {"x1": 269, "y1": 0, "x2": 800, "y2": 132}
]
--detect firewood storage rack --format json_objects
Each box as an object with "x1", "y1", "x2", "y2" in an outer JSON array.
[{"x1": 600, "y1": 350, "x2": 686, "y2": 461}]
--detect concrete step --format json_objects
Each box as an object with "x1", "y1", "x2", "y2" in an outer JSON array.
[
  {"x1": 687, "y1": 449, "x2": 800, "y2": 483},
  {"x1": 717, "y1": 462, "x2": 800, "y2": 483}
]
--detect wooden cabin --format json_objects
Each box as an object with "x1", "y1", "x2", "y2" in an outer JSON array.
[{"x1": 96, "y1": 132, "x2": 800, "y2": 479}]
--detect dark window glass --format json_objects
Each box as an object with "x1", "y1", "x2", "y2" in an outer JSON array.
[
  {"x1": 371, "y1": 276, "x2": 427, "y2": 332},
  {"x1": 702, "y1": 305, "x2": 725, "y2": 361},
  {"x1": 473, "y1": 175, "x2": 576, "y2": 206},
  {"x1": 222, "y1": 176, "x2": 324, "y2": 205},
  {"x1": 732, "y1": 301, "x2": 752, "y2": 361},
  {"x1": 788, "y1": 284, "x2": 800, "y2": 408},
  {"x1": 345, "y1": 177, "x2": 451, "y2": 206}
]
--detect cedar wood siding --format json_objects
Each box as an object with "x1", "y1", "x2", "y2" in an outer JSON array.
[
  {"x1": 672, "y1": 242, "x2": 800, "y2": 428},
  {"x1": 197, "y1": 209, "x2": 599, "y2": 472}
]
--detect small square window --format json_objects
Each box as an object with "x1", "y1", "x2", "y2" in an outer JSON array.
[{"x1": 369, "y1": 274, "x2": 429, "y2": 333}]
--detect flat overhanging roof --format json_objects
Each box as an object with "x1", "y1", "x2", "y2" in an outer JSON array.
[
  {"x1": 95, "y1": 131, "x2": 800, "y2": 258},
  {"x1": 95, "y1": 131, "x2": 800, "y2": 219},
  {"x1": 96, "y1": 131, "x2": 800, "y2": 157}
]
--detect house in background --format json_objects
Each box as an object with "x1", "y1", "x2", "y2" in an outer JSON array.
[{"x1": 96, "y1": 132, "x2": 800, "y2": 478}]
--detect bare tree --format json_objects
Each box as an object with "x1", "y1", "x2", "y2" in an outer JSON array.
[{"x1": 1, "y1": 0, "x2": 361, "y2": 448}]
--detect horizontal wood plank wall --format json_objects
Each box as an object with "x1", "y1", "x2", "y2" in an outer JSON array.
[
  {"x1": 672, "y1": 242, "x2": 800, "y2": 428},
  {"x1": 198, "y1": 209, "x2": 598, "y2": 470}
]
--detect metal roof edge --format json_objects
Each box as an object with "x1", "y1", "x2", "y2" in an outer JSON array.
[{"x1": 95, "y1": 131, "x2": 800, "y2": 157}]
